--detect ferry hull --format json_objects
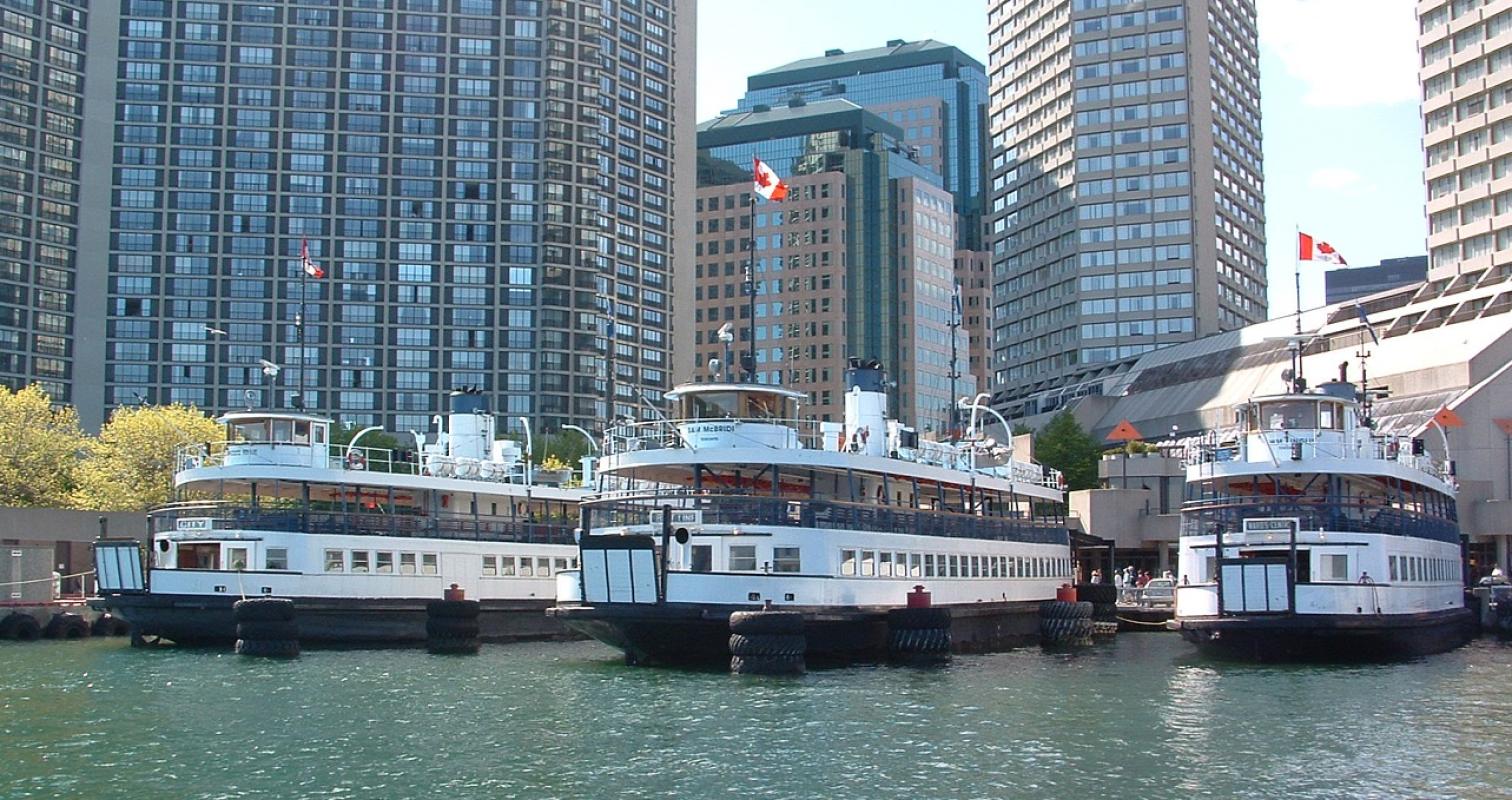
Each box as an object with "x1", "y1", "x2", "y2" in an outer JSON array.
[
  {"x1": 1174, "y1": 608, "x2": 1476, "y2": 661},
  {"x1": 548, "y1": 600, "x2": 1042, "y2": 666},
  {"x1": 92, "y1": 593, "x2": 571, "y2": 646}
]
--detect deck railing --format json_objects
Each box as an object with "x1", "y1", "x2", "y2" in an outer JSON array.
[
  {"x1": 149, "y1": 501, "x2": 576, "y2": 545},
  {"x1": 1180, "y1": 498, "x2": 1459, "y2": 544},
  {"x1": 1185, "y1": 429, "x2": 1453, "y2": 483}
]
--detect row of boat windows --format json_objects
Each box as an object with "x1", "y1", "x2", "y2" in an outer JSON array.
[
  {"x1": 323, "y1": 549, "x2": 438, "y2": 575},
  {"x1": 840, "y1": 549, "x2": 1071, "y2": 580},
  {"x1": 1389, "y1": 555, "x2": 1457, "y2": 583},
  {"x1": 481, "y1": 555, "x2": 576, "y2": 577}
]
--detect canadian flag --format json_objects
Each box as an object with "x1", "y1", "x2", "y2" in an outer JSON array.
[
  {"x1": 300, "y1": 238, "x2": 325, "y2": 278},
  {"x1": 1298, "y1": 232, "x2": 1347, "y2": 265},
  {"x1": 753, "y1": 157, "x2": 789, "y2": 202}
]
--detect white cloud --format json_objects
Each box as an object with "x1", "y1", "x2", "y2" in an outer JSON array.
[
  {"x1": 1307, "y1": 166, "x2": 1365, "y2": 192},
  {"x1": 1259, "y1": 0, "x2": 1419, "y2": 108}
]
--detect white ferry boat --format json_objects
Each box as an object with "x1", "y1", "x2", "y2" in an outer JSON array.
[
  {"x1": 91, "y1": 392, "x2": 585, "y2": 646},
  {"x1": 548, "y1": 360, "x2": 1072, "y2": 666},
  {"x1": 1173, "y1": 369, "x2": 1475, "y2": 660}
]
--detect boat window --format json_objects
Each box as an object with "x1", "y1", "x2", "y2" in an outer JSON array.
[
  {"x1": 324, "y1": 549, "x2": 344, "y2": 572},
  {"x1": 226, "y1": 547, "x2": 249, "y2": 571},
  {"x1": 421, "y1": 553, "x2": 437, "y2": 575},
  {"x1": 729, "y1": 545, "x2": 756, "y2": 572},
  {"x1": 266, "y1": 548, "x2": 288, "y2": 571},
  {"x1": 399, "y1": 553, "x2": 416, "y2": 575},
  {"x1": 773, "y1": 547, "x2": 801, "y2": 573},
  {"x1": 909, "y1": 553, "x2": 922, "y2": 578},
  {"x1": 554, "y1": 558, "x2": 568, "y2": 572},
  {"x1": 1319, "y1": 403, "x2": 1343, "y2": 430},
  {"x1": 313, "y1": 425, "x2": 327, "y2": 445},
  {"x1": 499, "y1": 556, "x2": 515, "y2": 576},
  {"x1": 519, "y1": 558, "x2": 534, "y2": 577},
  {"x1": 1388, "y1": 555, "x2": 1398, "y2": 581},
  {"x1": 1257, "y1": 400, "x2": 1317, "y2": 430},
  {"x1": 351, "y1": 551, "x2": 370, "y2": 573},
  {"x1": 375, "y1": 551, "x2": 393, "y2": 574},
  {"x1": 691, "y1": 545, "x2": 712, "y2": 573},
  {"x1": 1320, "y1": 554, "x2": 1348, "y2": 582},
  {"x1": 685, "y1": 391, "x2": 738, "y2": 419},
  {"x1": 894, "y1": 552, "x2": 906, "y2": 577},
  {"x1": 292, "y1": 421, "x2": 310, "y2": 444},
  {"x1": 536, "y1": 557, "x2": 551, "y2": 576},
  {"x1": 234, "y1": 420, "x2": 269, "y2": 442},
  {"x1": 878, "y1": 551, "x2": 893, "y2": 577},
  {"x1": 271, "y1": 419, "x2": 293, "y2": 442},
  {"x1": 948, "y1": 555, "x2": 959, "y2": 578},
  {"x1": 841, "y1": 549, "x2": 857, "y2": 576},
  {"x1": 924, "y1": 554, "x2": 936, "y2": 578},
  {"x1": 482, "y1": 556, "x2": 497, "y2": 577},
  {"x1": 860, "y1": 550, "x2": 875, "y2": 577},
  {"x1": 742, "y1": 392, "x2": 787, "y2": 419}
]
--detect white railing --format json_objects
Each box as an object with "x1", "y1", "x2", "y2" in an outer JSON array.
[
  {"x1": 174, "y1": 441, "x2": 581, "y2": 487},
  {"x1": 1184, "y1": 428, "x2": 1453, "y2": 483}
]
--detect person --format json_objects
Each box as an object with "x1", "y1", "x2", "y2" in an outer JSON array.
[
  {"x1": 1162, "y1": 569, "x2": 1174, "y2": 580},
  {"x1": 1358, "y1": 571, "x2": 1374, "y2": 584},
  {"x1": 1113, "y1": 569, "x2": 1126, "y2": 589},
  {"x1": 1090, "y1": 569, "x2": 1102, "y2": 584},
  {"x1": 1136, "y1": 570, "x2": 1150, "y2": 588}
]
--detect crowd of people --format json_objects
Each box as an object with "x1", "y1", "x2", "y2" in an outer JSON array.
[{"x1": 1086, "y1": 565, "x2": 1171, "y2": 587}]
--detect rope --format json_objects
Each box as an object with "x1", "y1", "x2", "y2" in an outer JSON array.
[
  {"x1": 0, "y1": 569, "x2": 95, "y2": 588},
  {"x1": 1116, "y1": 615, "x2": 1174, "y2": 627}
]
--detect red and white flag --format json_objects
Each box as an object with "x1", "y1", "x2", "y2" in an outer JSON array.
[
  {"x1": 300, "y1": 238, "x2": 325, "y2": 278},
  {"x1": 1298, "y1": 232, "x2": 1347, "y2": 265},
  {"x1": 753, "y1": 157, "x2": 789, "y2": 202}
]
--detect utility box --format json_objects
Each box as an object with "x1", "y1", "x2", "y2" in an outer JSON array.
[{"x1": 3, "y1": 543, "x2": 55, "y2": 603}]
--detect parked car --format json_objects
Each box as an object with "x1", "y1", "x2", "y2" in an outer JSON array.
[{"x1": 1139, "y1": 578, "x2": 1176, "y2": 608}]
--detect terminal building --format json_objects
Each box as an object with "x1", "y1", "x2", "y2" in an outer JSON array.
[{"x1": 1018, "y1": 268, "x2": 1512, "y2": 579}]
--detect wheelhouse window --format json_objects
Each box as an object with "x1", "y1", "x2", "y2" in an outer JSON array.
[
  {"x1": 773, "y1": 547, "x2": 800, "y2": 573},
  {"x1": 1256, "y1": 400, "x2": 1318, "y2": 430},
  {"x1": 324, "y1": 549, "x2": 344, "y2": 572},
  {"x1": 729, "y1": 545, "x2": 756, "y2": 572},
  {"x1": 265, "y1": 547, "x2": 288, "y2": 571}
]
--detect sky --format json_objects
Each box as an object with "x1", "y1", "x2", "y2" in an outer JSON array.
[{"x1": 695, "y1": 0, "x2": 1426, "y2": 320}]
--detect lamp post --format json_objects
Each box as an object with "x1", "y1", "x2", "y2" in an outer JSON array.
[{"x1": 562, "y1": 423, "x2": 599, "y2": 486}]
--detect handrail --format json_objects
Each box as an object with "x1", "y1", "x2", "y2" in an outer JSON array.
[
  {"x1": 174, "y1": 440, "x2": 583, "y2": 487},
  {"x1": 1184, "y1": 428, "x2": 1453, "y2": 483},
  {"x1": 1180, "y1": 498, "x2": 1459, "y2": 544},
  {"x1": 148, "y1": 503, "x2": 577, "y2": 546}
]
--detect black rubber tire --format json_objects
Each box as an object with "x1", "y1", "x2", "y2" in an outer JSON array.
[
  {"x1": 1039, "y1": 600, "x2": 1092, "y2": 620},
  {"x1": 426, "y1": 617, "x2": 481, "y2": 639},
  {"x1": 0, "y1": 613, "x2": 42, "y2": 641},
  {"x1": 888, "y1": 626, "x2": 952, "y2": 654},
  {"x1": 236, "y1": 620, "x2": 300, "y2": 641},
  {"x1": 730, "y1": 654, "x2": 804, "y2": 676},
  {"x1": 426, "y1": 636, "x2": 480, "y2": 655},
  {"x1": 45, "y1": 613, "x2": 90, "y2": 639},
  {"x1": 886, "y1": 606, "x2": 952, "y2": 631},
  {"x1": 1091, "y1": 602, "x2": 1118, "y2": 622},
  {"x1": 728, "y1": 633, "x2": 806, "y2": 657},
  {"x1": 91, "y1": 614, "x2": 130, "y2": 637},
  {"x1": 728, "y1": 610, "x2": 803, "y2": 635},
  {"x1": 426, "y1": 599, "x2": 481, "y2": 619},
  {"x1": 233, "y1": 598, "x2": 296, "y2": 622},
  {"x1": 1075, "y1": 583, "x2": 1119, "y2": 604},
  {"x1": 1040, "y1": 616, "x2": 1095, "y2": 645},
  {"x1": 235, "y1": 638, "x2": 300, "y2": 658}
]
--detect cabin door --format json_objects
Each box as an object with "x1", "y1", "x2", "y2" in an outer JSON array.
[
  {"x1": 579, "y1": 534, "x2": 659, "y2": 604},
  {"x1": 1217, "y1": 556, "x2": 1292, "y2": 614}
]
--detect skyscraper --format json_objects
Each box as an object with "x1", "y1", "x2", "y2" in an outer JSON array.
[
  {"x1": 0, "y1": 0, "x2": 92, "y2": 410},
  {"x1": 986, "y1": 0, "x2": 1266, "y2": 417},
  {"x1": 27, "y1": 0, "x2": 693, "y2": 432},
  {"x1": 691, "y1": 99, "x2": 971, "y2": 431},
  {"x1": 1419, "y1": 0, "x2": 1512, "y2": 276}
]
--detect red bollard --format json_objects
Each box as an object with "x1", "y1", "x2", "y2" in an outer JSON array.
[
  {"x1": 1056, "y1": 583, "x2": 1078, "y2": 602},
  {"x1": 444, "y1": 583, "x2": 465, "y2": 601},
  {"x1": 906, "y1": 585, "x2": 932, "y2": 608}
]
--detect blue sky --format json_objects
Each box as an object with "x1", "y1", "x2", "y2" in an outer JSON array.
[{"x1": 695, "y1": 0, "x2": 1424, "y2": 320}]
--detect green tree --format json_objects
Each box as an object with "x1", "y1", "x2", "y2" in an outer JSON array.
[
  {"x1": 0, "y1": 384, "x2": 85, "y2": 507},
  {"x1": 72, "y1": 404, "x2": 222, "y2": 511},
  {"x1": 1034, "y1": 411, "x2": 1102, "y2": 491},
  {"x1": 536, "y1": 430, "x2": 593, "y2": 468}
]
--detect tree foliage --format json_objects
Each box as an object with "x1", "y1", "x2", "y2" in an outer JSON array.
[
  {"x1": 1034, "y1": 411, "x2": 1102, "y2": 491},
  {"x1": 536, "y1": 430, "x2": 593, "y2": 468},
  {"x1": 0, "y1": 385, "x2": 85, "y2": 507},
  {"x1": 72, "y1": 404, "x2": 222, "y2": 511}
]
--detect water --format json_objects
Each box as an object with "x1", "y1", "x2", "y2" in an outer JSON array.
[{"x1": 2, "y1": 634, "x2": 1510, "y2": 799}]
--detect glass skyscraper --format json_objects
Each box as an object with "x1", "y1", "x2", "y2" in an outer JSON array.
[{"x1": 13, "y1": 0, "x2": 694, "y2": 432}]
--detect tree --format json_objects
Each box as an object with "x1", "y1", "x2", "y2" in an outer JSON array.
[
  {"x1": 536, "y1": 430, "x2": 592, "y2": 468},
  {"x1": 72, "y1": 404, "x2": 222, "y2": 511},
  {"x1": 1034, "y1": 411, "x2": 1102, "y2": 491},
  {"x1": 0, "y1": 384, "x2": 85, "y2": 507}
]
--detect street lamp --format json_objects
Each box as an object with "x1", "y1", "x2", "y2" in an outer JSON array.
[{"x1": 561, "y1": 423, "x2": 599, "y2": 486}]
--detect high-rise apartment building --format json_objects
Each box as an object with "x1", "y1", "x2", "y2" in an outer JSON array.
[
  {"x1": 986, "y1": 0, "x2": 1266, "y2": 416},
  {"x1": 691, "y1": 99, "x2": 971, "y2": 431},
  {"x1": 0, "y1": 0, "x2": 93, "y2": 410},
  {"x1": 7, "y1": 0, "x2": 693, "y2": 432},
  {"x1": 1420, "y1": 0, "x2": 1512, "y2": 275}
]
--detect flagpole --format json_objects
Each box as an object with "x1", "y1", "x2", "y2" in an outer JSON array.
[
  {"x1": 1293, "y1": 224, "x2": 1302, "y2": 337},
  {"x1": 299, "y1": 239, "x2": 307, "y2": 411},
  {"x1": 746, "y1": 193, "x2": 758, "y2": 383}
]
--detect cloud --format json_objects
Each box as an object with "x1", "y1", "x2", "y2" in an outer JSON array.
[
  {"x1": 1259, "y1": 0, "x2": 1419, "y2": 108},
  {"x1": 1307, "y1": 166, "x2": 1365, "y2": 192}
]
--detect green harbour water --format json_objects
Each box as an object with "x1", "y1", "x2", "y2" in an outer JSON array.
[{"x1": 2, "y1": 633, "x2": 1510, "y2": 799}]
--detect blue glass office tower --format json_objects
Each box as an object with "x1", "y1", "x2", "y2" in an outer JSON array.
[{"x1": 737, "y1": 40, "x2": 988, "y2": 250}]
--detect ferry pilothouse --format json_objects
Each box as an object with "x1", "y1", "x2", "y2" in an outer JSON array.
[
  {"x1": 1173, "y1": 365, "x2": 1475, "y2": 660},
  {"x1": 548, "y1": 360, "x2": 1073, "y2": 666},
  {"x1": 91, "y1": 391, "x2": 586, "y2": 645}
]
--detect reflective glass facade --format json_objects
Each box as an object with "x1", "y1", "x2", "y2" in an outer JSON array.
[
  {"x1": 0, "y1": 0, "x2": 90, "y2": 403},
  {"x1": 987, "y1": 0, "x2": 1266, "y2": 415},
  {"x1": 93, "y1": 0, "x2": 689, "y2": 432}
]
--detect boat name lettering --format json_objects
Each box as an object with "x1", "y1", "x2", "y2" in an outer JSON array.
[
  {"x1": 1241, "y1": 517, "x2": 1297, "y2": 533},
  {"x1": 176, "y1": 517, "x2": 214, "y2": 531},
  {"x1": 686, "y1": 423, "x2": 735, "y2": 435}
]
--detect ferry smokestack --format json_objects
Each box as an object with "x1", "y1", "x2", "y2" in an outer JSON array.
[
  {"x1": 447, "y1": 388, "x2": 494, "y2": 461},
  {"x1": 843, "y1": 359, "x2": 888, "y2": 457}
]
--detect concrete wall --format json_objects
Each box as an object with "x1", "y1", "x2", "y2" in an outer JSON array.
[{"x1": 0, "y1": 508, "x2": 149, "y2": 600}]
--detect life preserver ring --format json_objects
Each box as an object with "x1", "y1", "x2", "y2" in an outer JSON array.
[{"x1": 346, "y1": 451, "x2": 367, "y2": 470}]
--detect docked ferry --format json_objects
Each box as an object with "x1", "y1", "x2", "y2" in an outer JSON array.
[
  {"x1": 91, "y1": 392, "x2": 585, "y2": 645},
  {"x1": 1173, "y1": 371, "x2": 1475, "y2": 660},
  {"x1": 548, "y1": 360, "x2": 1071, "y2": 666}
]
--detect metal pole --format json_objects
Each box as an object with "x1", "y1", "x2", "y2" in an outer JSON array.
[
  {"x1": 298, "y1": 245, "x2": 307, "y2": 411},
  {"x1": 746, "y1": 195, "x2": 758, "y2": 382},
  {"x1": 948, "y1": 281, "x2": 961, "y2": 439}
]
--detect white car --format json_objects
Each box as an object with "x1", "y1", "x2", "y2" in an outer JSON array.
[{"x1": 1139, "y1": 578, "x2": 1176, "y2": 608}]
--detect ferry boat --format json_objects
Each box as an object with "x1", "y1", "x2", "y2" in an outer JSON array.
[
  {"x1": 1173, "y1": 367, "x2": 1475, "y2": 660},
  {"x1": 91, "y1": 391, "x2": 585, "y2": 646},
  {"x1": 548, "y1": 360, "x2": 1072, "y2": 666}
]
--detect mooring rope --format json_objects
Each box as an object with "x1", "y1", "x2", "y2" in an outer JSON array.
[{"x1": 0, "y1": 569, "x2": 95, "y2": 588}]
